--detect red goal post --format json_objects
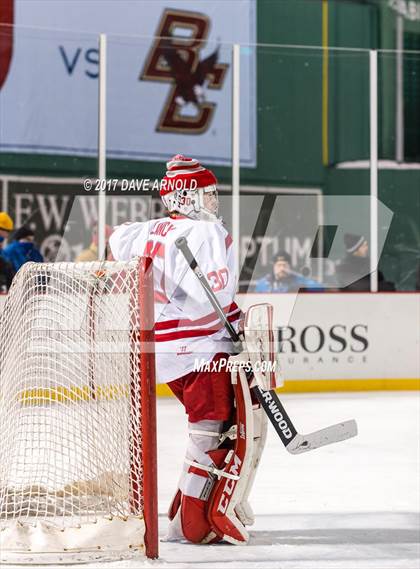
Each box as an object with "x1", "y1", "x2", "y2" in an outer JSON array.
[{"x1": 137, "y1": 256, "x2": 158, "y2": 559}]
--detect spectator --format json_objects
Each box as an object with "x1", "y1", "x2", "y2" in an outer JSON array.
[
  {"x1": 335, "y1": 233, "x2": 395, "y2": 291},
  {"x1": 0, "y1": 211, "x2": 13, "y2": 245},
  {"x1": 2, "y1": 226, "x2": 43, "y2": 273},
  {"x1": 254, "y1": 251, "x2": 323, "y2": 292},
  {"x1": 0, "y1": 212, "x2": 15, "y2": 291},
  {"x1": 75, "y1": 223, "x2": 113, "y2": 262}
]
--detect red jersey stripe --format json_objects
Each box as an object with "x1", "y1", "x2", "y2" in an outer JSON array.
[
  {"x1": 155, "y1": 302, "x2": 241, "y2": 331},
  {"x1": 155, "y1": 312, "x2": 240, "y2": 342}
]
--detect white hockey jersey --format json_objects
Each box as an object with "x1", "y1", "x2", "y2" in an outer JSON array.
[{"x1": 109, "y1": 216, "x2": 241, "y2": 383}]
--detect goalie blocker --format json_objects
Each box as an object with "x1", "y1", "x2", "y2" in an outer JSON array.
[{"x1": 166, "y1": 304, "x2": 282, "y2": 545}]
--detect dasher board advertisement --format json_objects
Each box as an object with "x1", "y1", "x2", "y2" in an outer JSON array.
[
  {"x1": 0, "y1": 0, "x2": 256, "y2": 166},
  {"x1": 238, "y1": 293, "x2": 420, "y2": 386}
]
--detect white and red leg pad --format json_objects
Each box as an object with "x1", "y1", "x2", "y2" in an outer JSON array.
[
  {"x1": 206, "y1": 353, "x2": 255, "y2": 544},
  {"x1": 235, "y1": 403, "x2": 267, "y2": 526},
  {"x1": 180, "y1": 447, "x2": 231, "y2": 543},
  {"x1": 165, "y1": 420, "x2": 227, "y2": 543}
]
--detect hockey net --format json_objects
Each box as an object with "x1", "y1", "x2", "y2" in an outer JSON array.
[{"x1": 0, "y1": 257, "x2": 158, "y2": 563}]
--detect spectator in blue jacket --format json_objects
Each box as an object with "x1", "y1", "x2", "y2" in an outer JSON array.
[
  {"x1": 2, "y1": 226, "x2": 43, "y2": 273},
  {"x1": 254, "y1": 251, "x2": 323, "y2": 293}
]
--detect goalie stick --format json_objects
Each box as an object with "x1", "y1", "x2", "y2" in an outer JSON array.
[{"x1": 175, "y1": 236, "x2": 358, "y2": 454}]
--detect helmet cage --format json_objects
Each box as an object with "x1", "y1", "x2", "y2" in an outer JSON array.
[{"x1": 162, "y1": 184, "x2": 219, "y2": 221}]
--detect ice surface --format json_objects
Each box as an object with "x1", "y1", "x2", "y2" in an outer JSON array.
[{"x1": 3, "y1": 391, "x2": 419, "y2": 569}]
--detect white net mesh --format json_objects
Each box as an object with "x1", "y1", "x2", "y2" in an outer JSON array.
[{"x1": 0, "y1": 259, "x2": 156, "y2": 562}]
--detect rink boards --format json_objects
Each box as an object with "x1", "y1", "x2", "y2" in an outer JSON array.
[
  {"x1": 0, "y1": 292, "x2": 418, "y2": 393},
  {"x1": 237, "y1": 292, "x2": 420, "y2": 392}
]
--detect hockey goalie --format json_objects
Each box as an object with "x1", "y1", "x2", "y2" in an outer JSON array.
[{"x1": 110, "y1": 155, "x2": 281, "y2": 545}]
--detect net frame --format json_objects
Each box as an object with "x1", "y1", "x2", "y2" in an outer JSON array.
[{"x1": 0, "y1": 256, "x2": 158, "y2": 562}]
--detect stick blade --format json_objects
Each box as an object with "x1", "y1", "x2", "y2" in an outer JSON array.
[{"x1": 286, "y1": 419, "x2": 358, "y2": 455}]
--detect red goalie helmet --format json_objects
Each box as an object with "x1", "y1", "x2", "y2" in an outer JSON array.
[{"x1": 160, "y1": 155, "x2": 219, "y2": 221}]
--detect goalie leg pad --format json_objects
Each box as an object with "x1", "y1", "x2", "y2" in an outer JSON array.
[
  {"x1": 206, "y1": 354, "x2": 255, "y2": 545},
  {"x1": 235, "y1": 404, "x2": 268, "y2": 526},
  {"x1": 166, "y1": 419, "x2": 228, "y2": 543},
  {"x1": 244, "y1": 303, "x2": 283, "y2": 390},
  {"x1": 180, "y1": 447, "x2": 231, "y2": 543},
  {"x1": 167, "y1": 420, "x2": 220, "y2": 522}
]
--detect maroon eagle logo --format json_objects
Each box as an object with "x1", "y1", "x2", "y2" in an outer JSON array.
[{"x1": 140, "y1": 9, "x2": 228, "y2": 134}]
